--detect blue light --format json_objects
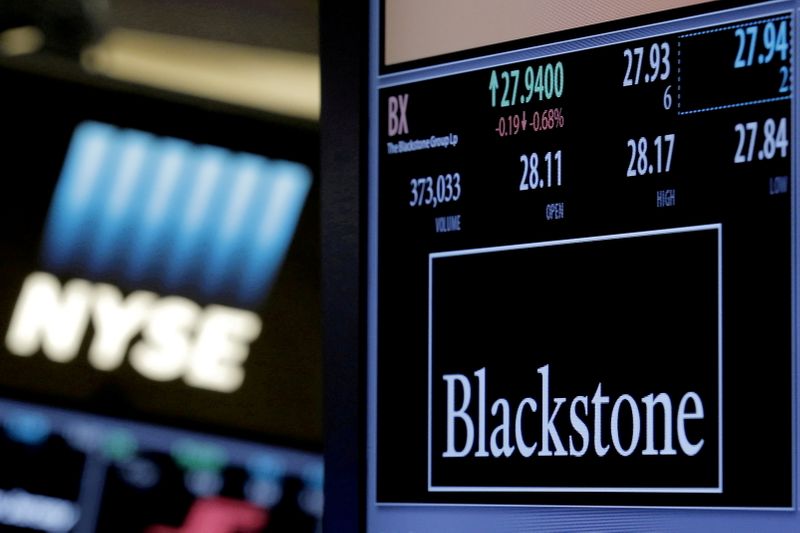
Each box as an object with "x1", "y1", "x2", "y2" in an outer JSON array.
[
  {"x1": 4, "y1": 412, "x2": 51, "y2": 446},
  {"x1": 40, "y1": 121, "x2": 312, "y2": 309}
]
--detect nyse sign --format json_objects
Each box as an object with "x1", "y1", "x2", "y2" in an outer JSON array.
[
  {"x1": 0, "y1": 121, "x2": 312, "y2": 394},
  {"x1": 5, "y1": 272, "x2": 261, "y2": 393}
]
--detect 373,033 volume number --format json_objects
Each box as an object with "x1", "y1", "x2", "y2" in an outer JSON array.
[{"x1": 409, "y1": 173, "x2": 462, "y2": 208}]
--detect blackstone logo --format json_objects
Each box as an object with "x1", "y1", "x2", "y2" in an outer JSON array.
[
  {"x1": 443, "y1": 364, "x2": 705, "y2": 460},
  {"x1": 424, "y1": 227, "x2": 722, "y2": 497},
  {"x1": 3, "y1": 121, "x2": 311, "y2": 393}
]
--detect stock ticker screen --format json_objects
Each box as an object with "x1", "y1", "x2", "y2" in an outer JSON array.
[
  {"x1": 368, "y1": 1, "x2": 798, "y2": 531},
  {"x1": 0, "y1": 65, "x2": 322, "y2": 532}
]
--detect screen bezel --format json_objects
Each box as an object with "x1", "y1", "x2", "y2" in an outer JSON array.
[{"x1": 320, "y1": 0, "x2": 370, "y2": 530}]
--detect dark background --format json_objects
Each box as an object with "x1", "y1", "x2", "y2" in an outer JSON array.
[{"x1": 429, "y1": 229, "x2": 720, "y2": 491}]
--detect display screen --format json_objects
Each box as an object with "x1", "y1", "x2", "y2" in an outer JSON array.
[
  {"x1": 0, "y1": 64, "x2": 322, "y2": 532},
  {"x1": 368, "y1": 0, "x2": 797, "y2": 530}
]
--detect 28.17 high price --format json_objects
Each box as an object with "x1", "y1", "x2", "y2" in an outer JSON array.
[{"x1": 627, "y1": 134, "x2": 675, "y2": 177}]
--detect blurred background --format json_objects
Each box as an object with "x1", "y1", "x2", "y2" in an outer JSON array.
[
  {"x1": 0, "y1": 1, "x2": 324, "y2": 532},
  {"x1": 0, "y1": 0, "x2": 320, "y2": 120}
]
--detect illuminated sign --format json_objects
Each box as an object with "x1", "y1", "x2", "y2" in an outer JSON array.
[
  {"x1": 6, "y1": 272, "x2": 260, "y2": 392},
  {"x1": 4, "y1": 121, "x2": 312, "y2": 392},
  {"x1": 40, "y1": 121, "x2": 311, "y2": 308},
  {"x1": 371, "y1": 5, "x2": 792, "y2": 511}
]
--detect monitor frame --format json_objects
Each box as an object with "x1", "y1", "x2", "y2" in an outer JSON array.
[{"x1": 321, "y1": 0, "x2": 799, "y2": 531}]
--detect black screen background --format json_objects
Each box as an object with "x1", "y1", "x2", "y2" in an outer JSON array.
[{"x1": 374, "y1": 12, "x2": 792, "y2": 507}]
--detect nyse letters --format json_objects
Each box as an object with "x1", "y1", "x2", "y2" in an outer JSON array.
[{"x1": 5, "y1": 272, "x2": 261, "y2": 393}]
